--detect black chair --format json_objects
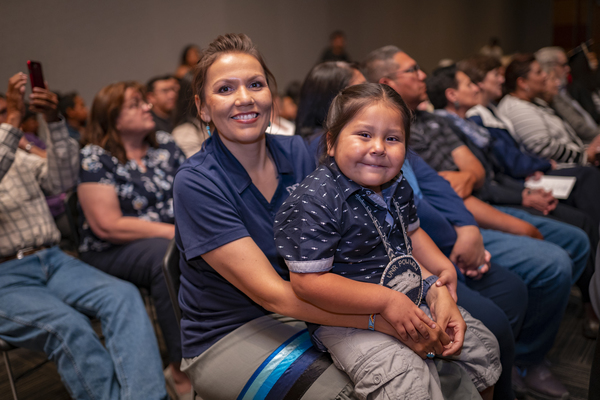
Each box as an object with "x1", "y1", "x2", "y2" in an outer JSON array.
[
  {"x1": 63, "y1": 190, "x2": 81, "y2": 255},
  {"x1": 591, "y1": 335, "x2": 600, "y2": 399},
  {"x1": 162, "y1": 240, "x2": 199, "y2": 399},
  {"x1": 1, "y1": 338, "x2": 18, "y2": 400},
  {"x1": 162, "y1": 239, "x2": 181, "y2": 326}
]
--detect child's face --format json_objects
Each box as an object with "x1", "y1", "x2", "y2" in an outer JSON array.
[{"x1": 328, "y1": 102, "x2": 406, "y2": 194}]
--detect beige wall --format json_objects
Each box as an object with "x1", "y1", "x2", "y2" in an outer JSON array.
[{"x1": 0, "y1": 0, "x2": 552, "y2": 105}]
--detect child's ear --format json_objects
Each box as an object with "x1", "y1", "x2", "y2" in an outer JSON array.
[{"x1": 326, "y1": 132, "x2": 336, "y2": 157}]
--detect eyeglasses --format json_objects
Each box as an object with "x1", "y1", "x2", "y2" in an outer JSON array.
[
  {"x1": 155, "y1": 86, "x2": 179, "y2": 95},
  {"x1": 123, "y1": 99, "x2": 152, "y2": 111},
  {"x1": 388, "y1": 64, "x2": 421, "y2": 79}
]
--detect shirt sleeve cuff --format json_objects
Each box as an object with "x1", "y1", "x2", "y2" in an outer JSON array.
[
  {"x1": 46, "y1": 117, "x2": 69, "y2": 141},
  {"x1": 285, "y1": 257, "x2": 334, "y2": 273},
  {"x1": 408, "y1": 219, "x2": 420, "y2": 232},
  {"x1": 0, "y1": 123, "x2": 23, "y2": 149}
]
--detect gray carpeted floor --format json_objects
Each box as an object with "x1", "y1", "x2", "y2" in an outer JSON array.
[{"x1": 0, "y1": 295, "x2": 596, "y2": 400}]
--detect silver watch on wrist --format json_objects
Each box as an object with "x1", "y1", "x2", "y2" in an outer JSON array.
[{"x1": 24, "y1": 143, "x2": 33, "y2": 152}]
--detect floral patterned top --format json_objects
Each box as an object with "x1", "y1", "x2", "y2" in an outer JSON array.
[{"x1": 78, "y1": 131, "x2": 185, "y2": 252}]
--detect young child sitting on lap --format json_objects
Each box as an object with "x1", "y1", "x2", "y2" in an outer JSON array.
[{"x1": 274, "y1": 83, "x2": 501, "y2": 400}]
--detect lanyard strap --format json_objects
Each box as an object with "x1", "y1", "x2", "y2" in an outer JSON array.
[{"x1": 354, "y1": 193, "x2": 412, "y2": 261}]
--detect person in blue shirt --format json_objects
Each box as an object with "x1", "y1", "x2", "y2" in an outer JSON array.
[
  {"x1": 175, "y1": 33, "x2": 492, "y2": 399},
  {"x1": 295, "y1": 56, "x2": 524, "y2": 399},
  {"x1": 173, "y1": 33, "x2": 485, "y2": 400},
  {"x1": 460, "y1": 54, "x2": 600, "y2": 341},
  {"x1": 275, "y1": 83, "x2": 500, "y2": 399}
]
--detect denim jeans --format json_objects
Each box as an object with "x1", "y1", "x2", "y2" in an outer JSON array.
[
  {"x1": 457, "y1": 265, "x2": 527, "y2": 400},
  {"x1": 80, "y1": 238, "x2": 181, "y2": 363},
  {"x1": 481, "y1": 207, "x2": 590, "y2": 366},
  {"x1": 0, "y1": 246, "x2": 168, "y2": 400}
]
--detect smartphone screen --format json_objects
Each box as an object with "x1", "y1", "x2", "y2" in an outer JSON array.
[{"x1": 27, "y1": 60, "x2": 45, "y2": 89}]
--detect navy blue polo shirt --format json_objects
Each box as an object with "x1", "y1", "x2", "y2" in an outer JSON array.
[
  {"x1": 274, "y1": 159, "x2": 419, "y2": 282},
  {"x1": 173, "y1": 131, "x2": 315, "y2": 358},
  {"x1": 405, "y1": 152, "x2": 477, "y2": 256}
]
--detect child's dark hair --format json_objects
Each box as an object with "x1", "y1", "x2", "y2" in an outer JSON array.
[{"x1": 321, "y1": 83, "x2": 411, "y2": 164}]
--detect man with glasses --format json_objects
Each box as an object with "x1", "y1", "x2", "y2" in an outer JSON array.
[
  {"x1": 363, "y1": 46, "x2": 584, "y2": 399},
  {"x1": 146, "y1": 74, "x2": 180, "y2": 133},
  {"x1": 363, "y1": 46, "x2": 485, "y2": 198}
]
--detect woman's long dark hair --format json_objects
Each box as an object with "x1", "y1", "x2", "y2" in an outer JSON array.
[
  {"x1": 504, "y1": 53, "x2": 535, "y2": 94},
  {"x1": 180, "y1": 44, "x2": 199, "y2": 67},
  {"x1": 295, "y1": 61, "x2": 358, "y2": 138}
]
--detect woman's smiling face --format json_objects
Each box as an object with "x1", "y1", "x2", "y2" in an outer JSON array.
[{"x1": 198, "y1": 52, "x2": 272, "y2": 146}]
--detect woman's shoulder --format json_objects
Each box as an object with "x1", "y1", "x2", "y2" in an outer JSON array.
[
  {"x1": 79, "y1": 144, "x2": 122, "y2": 182},
  {"x1": 268, "y1": 133, "x2": 309, "y2": 154},
  {"x1": 267, "y1": 133, "x2": 316, "y2": 175},
  {"x1": 81, "y1": 143, "x2": 108, "y2": 157},
  {"x1": 80, "y1": 144, "x2": 119, "y2": 169},
  {"x1": 174, "y1": 142, "x2": 221, "y2": 190},
  {"x1": 498, "y1": 95, "x2": 533, "y2": 113},
  {"x1": 154, "y1": 130, "x2": 178, "y2": 148}
]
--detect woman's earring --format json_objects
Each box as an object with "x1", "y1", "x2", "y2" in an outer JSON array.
[
  {"x1": 268, "y1": 122, "x2": 271, "y2": 127},
  {"x1": 206, "y1": 125, "x2": 211, "y2": 136},
  {"x1": 453, "y1": 101, "x2": 460, "y2": 109}
]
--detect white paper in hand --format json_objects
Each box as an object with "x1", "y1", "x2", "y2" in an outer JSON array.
[{"x1": 525, "y1": 176, "x2": 576, "y2": 199}]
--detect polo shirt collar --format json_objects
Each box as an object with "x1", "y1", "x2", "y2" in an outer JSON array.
[
  {"x1": 212, "y1": 130, "x2": 294, "y2": 193},
  {"x1": 325, "y1": 158, "x2": 402, "y2": 208},
  {"x1": 325, "y1": 158, "x2": 363, "y2": 200}
]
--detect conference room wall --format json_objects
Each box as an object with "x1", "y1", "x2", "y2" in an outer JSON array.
[{"x1": 0, "y1": 0, "x2": 552, "y2": 106}]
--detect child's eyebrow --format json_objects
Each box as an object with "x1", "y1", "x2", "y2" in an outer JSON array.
[{"x1": 352, "y1": 123, "x2": 404, "y2": 134}]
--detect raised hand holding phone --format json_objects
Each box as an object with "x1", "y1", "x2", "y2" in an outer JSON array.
[
  {"x1": 26, "y1": 61, "x2": 58, "y2": 123},
  {"x1": 5, "y1": 73, "x2": 28, "y2": 128},
  {"x1": 27, "y1": 60, "x2": 45, "y2": 89}
]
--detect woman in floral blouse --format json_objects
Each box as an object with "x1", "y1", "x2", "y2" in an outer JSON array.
[{"x1": 78, "y1": 81, "x2": 191, "y2": 398}]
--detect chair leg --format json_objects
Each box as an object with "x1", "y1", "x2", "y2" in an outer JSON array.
[{"x1": 3, "y1": 350, "x2": 19, "y2": 400}]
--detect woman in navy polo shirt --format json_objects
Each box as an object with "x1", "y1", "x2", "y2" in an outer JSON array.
[{"x1": 172, "y1": 34, "x2": 479, "y2": 399}]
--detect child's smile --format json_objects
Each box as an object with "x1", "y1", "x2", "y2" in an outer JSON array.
[{"x1": 328, "y1": 102, "x2": 406, "y2": 194}]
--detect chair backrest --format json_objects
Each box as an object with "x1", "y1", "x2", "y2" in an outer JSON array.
[
  {"x1": 0, "y1": 337, "x2": 16, "y2": 352},
  {"x1": 64, "y1": 190, "x2": 81, "y2": 253},
  {"x1": 162, "y1": 239, "x2": 182, "y2": 326}
]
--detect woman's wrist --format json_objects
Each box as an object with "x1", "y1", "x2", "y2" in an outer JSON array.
[
  {"x1": 426, "y1": 283, "x2": 448, "y2": 305},
  {"x1": 7, "y1": 111, "x2": 22, "y2": 129}
]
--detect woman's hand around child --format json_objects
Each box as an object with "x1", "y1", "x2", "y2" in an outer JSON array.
[
  {"x1": 397, "y1": 323, "x2": 451, "y2": 359},
  {"x1": 433, "y1": 267, "x2": 458, "y2": 302},
  {"x1": 426, "y1": 284, "x2": 466, "y2": 357}
]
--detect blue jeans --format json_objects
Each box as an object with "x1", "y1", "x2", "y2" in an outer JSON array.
[
  {"x1": 0, "y1": 247, "x2": 168, "y2": 400},
  {"x1": 481, "y1": 207, "x2": 590, "y2": 365},
  {"x1": 80, "y1": 238, "x2": 181, "y2": 363},
  {"x1": 457, "y1": 265, "x2": 527, "y2": 400}
]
